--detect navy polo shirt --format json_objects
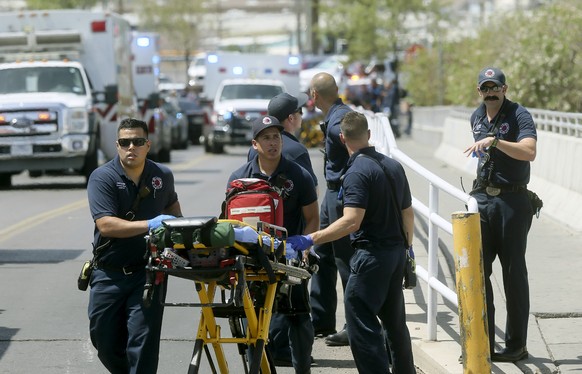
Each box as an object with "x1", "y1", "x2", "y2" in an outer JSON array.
[
  {"x1": 323, "y1": 98, "x2": 352, "y2": 184},
  {"x1": 342, "y1": 147, "x2": 412, "y2": 248},
  {"x1": 247, "y1": 131, "x2": 318, "y2": 186},
  {"x1": 227, "y1": 155, "x2": 317, "y2": 236},
  {"x1": 87, "y1": 156, "x2": 178, "y2": 267},
  {"x1": 470, "y1": 98, "x2": 537, "y2": 185}
]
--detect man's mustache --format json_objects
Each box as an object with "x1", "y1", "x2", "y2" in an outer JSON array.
[{"x1": 485, "y1": 96, "x2": 499, "y2": 101}]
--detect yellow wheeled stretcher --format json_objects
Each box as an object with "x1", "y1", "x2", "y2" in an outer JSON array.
[{"x1": 143, "y1": 216, "x2": 311, "y2": 374}]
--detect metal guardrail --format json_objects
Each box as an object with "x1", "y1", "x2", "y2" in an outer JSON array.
[
  {"x1": 364, "y1": 109, "x2": 478, "y2": 341},
  {"x1": 449, "y1": 106, "x2": 582, "y2": 137}
]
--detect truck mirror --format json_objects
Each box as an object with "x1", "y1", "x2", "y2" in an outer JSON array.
[{"x1": 105, "y1": 85, "x2": 118, "y2": 105}]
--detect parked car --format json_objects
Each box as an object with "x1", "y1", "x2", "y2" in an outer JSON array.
[
  {"x1": 177, "y1": 98, "x2": 210, "y2": 145},
  {"x1": 161, "y1": 97, "x2": 189, "y2": 150}
]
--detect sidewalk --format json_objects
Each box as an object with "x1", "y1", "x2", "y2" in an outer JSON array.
[{"x1": 397, "y1": 136, "x2": 582, "y2": 374}]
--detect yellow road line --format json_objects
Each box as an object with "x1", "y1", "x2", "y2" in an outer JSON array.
[
  {"x1": 171, "y1": 154, "x2": 212, "y2": 172},
  {"x1": 0, "y1": 155, "x2": 208, "y2": 243},
  {"x1": 0, "y1": 199, "x2": 88, "y2": 243}
]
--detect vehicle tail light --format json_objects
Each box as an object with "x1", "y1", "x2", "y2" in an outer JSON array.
[
  {"x1": 148, "y1": 117, "x2": 156, "y2": 133},
  {"x1": 91, "y1": 20, "x2": 106, "y2": 33}
]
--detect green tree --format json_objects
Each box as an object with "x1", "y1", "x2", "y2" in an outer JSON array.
[
  {"x1": 139, "y1": 0, "x2": 206, "y2": 84},
  {"x1": 319, "y1": 0, "x2": 429, "y2": 63},
  {"x1": 403, "y1": 0, "x2": 582, "y2": 112},
  {"x1": 26, "y1": 0, "x2": 97, "y2": 9}
]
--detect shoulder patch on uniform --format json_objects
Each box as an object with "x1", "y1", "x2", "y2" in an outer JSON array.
[{"x1": 152, "y1": 176, "x2": 163, "y2": 190}]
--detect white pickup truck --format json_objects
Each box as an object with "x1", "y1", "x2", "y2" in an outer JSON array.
[
  {"x1": 203, "y1": 78, "x2": 286, "y2": 154},
  {"x1": 0, "y1": 61, "x2": 97, "y2": 188}
]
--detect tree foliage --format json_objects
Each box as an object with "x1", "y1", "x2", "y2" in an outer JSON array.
[
  {"x1": 402, "y1": 0, "x2": 582, "y2": 112},
  {"x1": 26, "y1": 0, "x2": 97, "y2": 9},
  {"x1": 138, "y1": 0, "x2": 206, "y2": 83},
  {"x1": 319, "y1": 0, "x2": 427, "y2": 62}
]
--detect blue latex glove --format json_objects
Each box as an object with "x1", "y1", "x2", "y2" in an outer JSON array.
[
  {"x1": 234, "y1": 226, "x2": 259, "y2": 243},
  {"x1": 285, "y1": 242, "x2": 298, "y2": 260},
  {"x1": 147, "y1": 214, "x2": 175, "y2": 231},
  {"x1": 286, "y1": 235, "x2": 313, "y2": 251},
  {"x1": 408, "y1": 244, "x2": 415, "y2": 259}
]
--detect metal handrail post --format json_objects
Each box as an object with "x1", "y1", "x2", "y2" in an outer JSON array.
[{"x1": 427, "y1": 182, "x2": 440, "y2": 340}]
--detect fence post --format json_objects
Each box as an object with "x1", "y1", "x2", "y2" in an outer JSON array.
[{"x1": 451, "y1": 212, "x2": 491, "y2": 373}]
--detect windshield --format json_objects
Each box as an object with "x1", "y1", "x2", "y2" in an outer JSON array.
[
  {"x1": 314, "y1": 56, "x2": 346, "y2": 70},
  {"x1": 0, "y1": 66, "x2": 87, "y2": 95},
  {"x1": 219, "y1": 84, "x2": 284, "y2": 101}
]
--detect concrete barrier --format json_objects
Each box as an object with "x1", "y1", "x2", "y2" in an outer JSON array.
[{"x1": 413, "y1": 106, "x2": 582, "y2": 232}]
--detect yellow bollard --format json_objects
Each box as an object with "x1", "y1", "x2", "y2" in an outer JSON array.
[{"x1": 452, "y1": 212, "x2": 491, "y2": 374}]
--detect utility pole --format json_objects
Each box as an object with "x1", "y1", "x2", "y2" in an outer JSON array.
[{"x1": 311, "y1": 0, "x2": 319, "y2": 54}]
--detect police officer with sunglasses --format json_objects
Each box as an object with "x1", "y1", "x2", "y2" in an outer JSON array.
[{"x1": 463, "y1": 67, "x2": 537, "y2": 363}]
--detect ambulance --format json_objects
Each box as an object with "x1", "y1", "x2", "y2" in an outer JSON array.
[
  {"x1": 199, "y1": 51, "x2": 302, "y2": 100},
  {"x1": 198, "y1": 52, "x2": 301, "y2": 153},
  {"x1": 130, "y1": 31, "x2": 171, "y2": 162},
  {"x1": 0, "y1": 10, "x2": 167, "y2": 187}
]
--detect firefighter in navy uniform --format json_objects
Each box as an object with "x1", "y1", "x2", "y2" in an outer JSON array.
[
  {"x1": 247, "y1": 92, "x2": 319, "y2": 367},
  {"x1": 227, "y1": 115, "x2": 319, "y2": 374},
  {"x1": 308, "y1": 72, "x2": 354, "y2": 345},
  {"x1": 464, "y1": 67, "x2": 537, "y2": 362},
  {"x1": 87, "y1": 118, "x2": 182, "y2": 374},
  {"x1": 287, "y1": 112, "x2": 416, "y2": 374}
]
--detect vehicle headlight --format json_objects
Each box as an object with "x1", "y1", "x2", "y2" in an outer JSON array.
[{"x1": 64, "y1": 108, "x2": 89, "y2": 133}]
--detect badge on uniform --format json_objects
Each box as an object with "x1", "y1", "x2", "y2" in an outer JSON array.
[{"x1": 485, "y1": 186, "x2": 501, "y2": 196}]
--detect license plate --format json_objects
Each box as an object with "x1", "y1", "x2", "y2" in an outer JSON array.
[{"x1": 11, "y1": 144, "x2": 33, "y2": 156}]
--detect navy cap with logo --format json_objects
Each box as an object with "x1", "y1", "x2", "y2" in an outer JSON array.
[
  {"x1": 267, "y1": 92, "x2": 309, "y2": 122},
  {"x1": 478, "y1": 67, "x2": 506, "y2": 86},
  {"x1": 252, "y1": 115, "x2": 284, "y2": 139}
]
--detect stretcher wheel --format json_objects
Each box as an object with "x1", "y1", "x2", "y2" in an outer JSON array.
[{"x1": 142, "y1": 270, "x2": 155, "y2": 308}]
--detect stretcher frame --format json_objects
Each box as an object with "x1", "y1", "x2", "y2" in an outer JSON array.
[{"x1": 143, "y1": 218, "x2": 311, "y2": 374}]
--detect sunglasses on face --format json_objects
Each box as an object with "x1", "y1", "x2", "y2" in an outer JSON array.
[
  {"x1": 118, "y1": 138, "x2": 148, "y2": 147},
  {"x1": 295, "y1": 108, "x2": 303, "y2": 115},
  {"x1": 479, "y1": 85, "x2": 502, "y2": 94}
]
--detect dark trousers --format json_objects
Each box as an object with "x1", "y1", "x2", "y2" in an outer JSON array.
[
  {"x1": 474, "y1": 190, "x2": 533, "y2": 351},
  {"x1": 309, "y1": 187, "x2": 353, "y2": 333},
  {"x1": 88, "y1": 269, "x2": 166, "y2": 374},
  {"x1": 268, "y1": 313, "x2": 314, "y2": 374},
  {"x1": 345, "y1": 248, "x2": 415, "y2": 374}
]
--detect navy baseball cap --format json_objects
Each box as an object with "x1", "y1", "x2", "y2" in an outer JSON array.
[
  {"x1": 268, "y1": 92, "x2": 309, "y2": 122},
  {"x1": 478, "y1": 67, "x2": 506, "y2": 86},
  {"x1": 252, "y1": 115, "x2": 283, "y2": 139}
]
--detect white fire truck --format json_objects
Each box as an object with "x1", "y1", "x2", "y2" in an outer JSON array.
[{"x1": 0, "y1": 10, "x2": 166, "y2": 187}]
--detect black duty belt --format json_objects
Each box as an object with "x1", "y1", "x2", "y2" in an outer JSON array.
[
  {"x1": 474, "y1": 183, "x2": 526, "y2": 196},
  {"x1": 95, "y1": 262, "x2": 146, "y2": 275},
  {"x1": 326, "y1": 181, "x2": 341, "y2": 190}
]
